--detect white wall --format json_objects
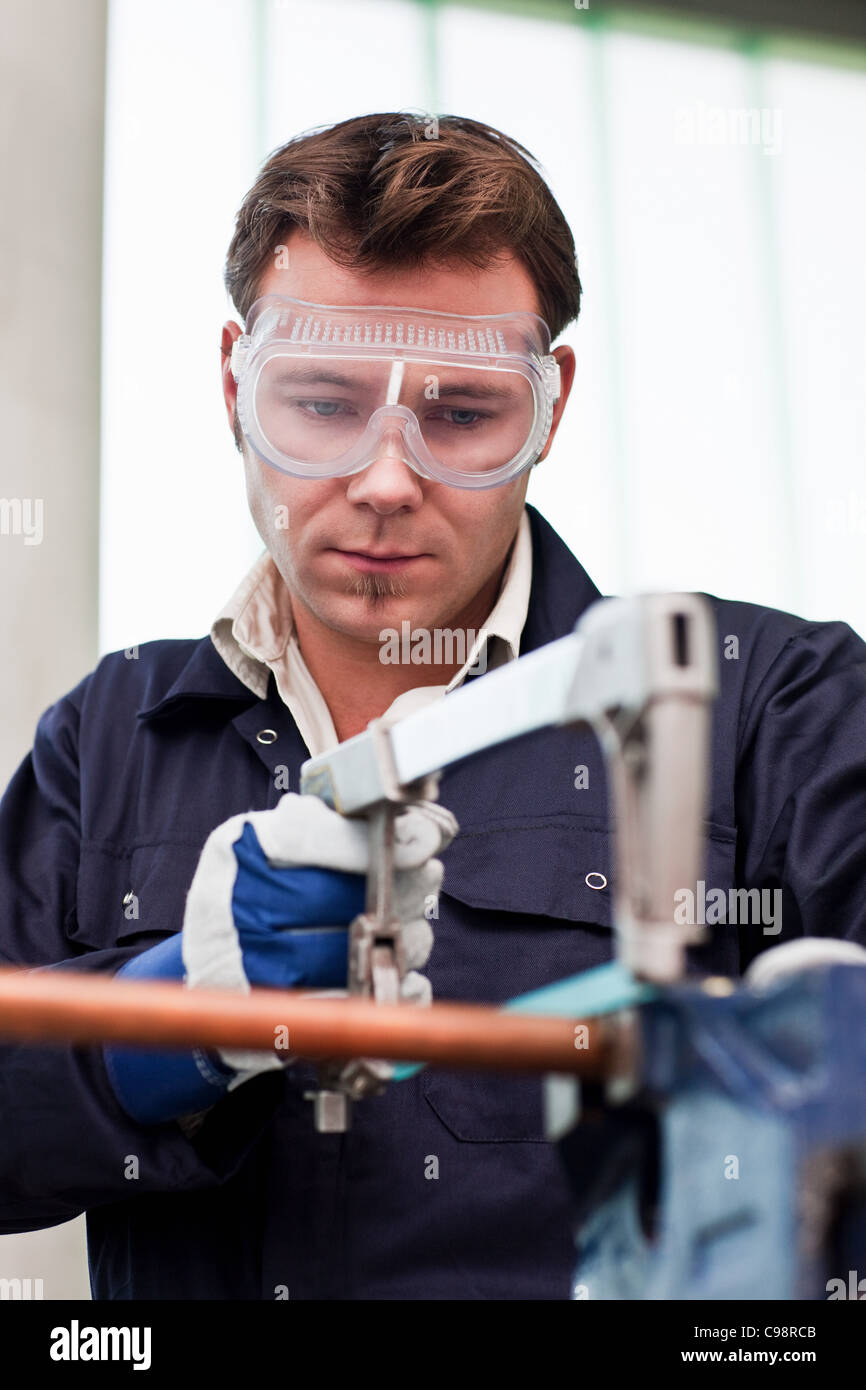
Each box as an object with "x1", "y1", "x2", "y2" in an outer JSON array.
[{"x1": 0, "y1": 0, "x2": 107, "y2": 1302}]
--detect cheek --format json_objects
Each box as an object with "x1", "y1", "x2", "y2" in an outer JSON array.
[
  {"x1": 245, "y1": 462, "x2": 297, "y2": 537},
  {"x1": 442, "y1": 493, "x2": 523, "y2": 566},
  {"x1": 247, "y1": 473, "x2": 345, "y2": 569}
]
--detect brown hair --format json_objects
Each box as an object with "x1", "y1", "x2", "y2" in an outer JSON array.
[{"x1": 224, "y1": 112, "x2": 581, "y2": 339}]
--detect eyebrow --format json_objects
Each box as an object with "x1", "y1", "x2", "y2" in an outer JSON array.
[
  {"x1": 269, "y1": 368, "x2": 359, "y2": 389},
  {"x1": 267, "y1": 367, "x2": 518, "y2": 401},
  {"x1": 434, "y1": 382, "x2": 517, "y2": 401}
]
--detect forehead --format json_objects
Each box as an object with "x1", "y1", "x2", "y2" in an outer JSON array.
[{"x1": 254, "y1": 230, "x2": 542, "y2": 320}]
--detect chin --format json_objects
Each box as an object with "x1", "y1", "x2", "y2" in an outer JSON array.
[{"x1": 320, "y1": 591, "x2": 417, "y2": 642}]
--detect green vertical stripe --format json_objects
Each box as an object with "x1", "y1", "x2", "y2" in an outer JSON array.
[
  {"x1": 417, "y1": 0, "x2": 441, "y2": 112},
  {"x1": 583, "y1": 9, "x2": 632, "y2": 588},
  {"x1": 741, "y1": 36, "x2": 801, "y2": 609},
  {"x1": 254, "y1": 0, "x2": 269, "y2": 160}
]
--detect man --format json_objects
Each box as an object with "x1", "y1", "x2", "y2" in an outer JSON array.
[{"x1": 1, "y1": 113, "x2": 865, "y2": 1301}]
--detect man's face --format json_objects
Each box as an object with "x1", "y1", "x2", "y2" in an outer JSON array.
[{"x1": 221, "y1": 233, "x2": 574, "y2": 645}]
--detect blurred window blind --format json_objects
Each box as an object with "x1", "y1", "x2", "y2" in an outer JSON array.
[{"x1": 101, "y1": 0, "x2": 866, "y2": 649}]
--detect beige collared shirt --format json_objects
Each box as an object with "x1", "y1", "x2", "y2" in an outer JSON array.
[{"x1": 210, "y1": 509, "x2": 532, "y2": 757}]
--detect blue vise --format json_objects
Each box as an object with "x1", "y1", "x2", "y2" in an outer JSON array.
[{"x1": 555, "y1": 963, "x2": 866, "y2": 1300}]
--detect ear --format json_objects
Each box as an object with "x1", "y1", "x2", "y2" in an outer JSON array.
[
  {"x1": 535, "y1": 344, "x2": 576, "y2": 463},
  {"x1": 220, "y1": 320, "x2": 245, "y2": 433}
]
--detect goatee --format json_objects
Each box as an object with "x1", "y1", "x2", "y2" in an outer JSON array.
[{"x1": 346, "y1": 571, "x2": 409, "y2": 604}]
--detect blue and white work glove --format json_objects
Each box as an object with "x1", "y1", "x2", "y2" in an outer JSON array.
[{"x1": 103, "y1": 793, "x2": 458, "y2": 1124}]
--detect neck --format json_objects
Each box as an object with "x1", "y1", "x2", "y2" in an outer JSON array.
[{"x1": 291, "y1": 567, "x2": 506, "y2": 742}]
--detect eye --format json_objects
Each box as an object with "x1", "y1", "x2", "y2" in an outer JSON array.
[
  {"x1": 296, "y1": 399, "x2": 352, "y2": 418},
  {"x1": 429, "y1": 407, "x2": 494, "y2": 429}
]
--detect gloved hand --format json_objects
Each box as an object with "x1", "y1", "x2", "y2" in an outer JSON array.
[
  {"x1": 103, "y1": 792, "x2": 458, "y2": 1124},
  {"x1": 183, "y1": 792, "x2": 458, "y2": 1070}
]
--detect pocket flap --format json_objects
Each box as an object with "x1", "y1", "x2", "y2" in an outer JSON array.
[
  {"x1": 440, "y1": 816, "x2": 613, "y2": 927},
  {"x1": 74, "y1": 840, "x2": 200, "y2": 950},
  {"x1": 438, "y1": 816, "x2": 737, "y2": 930}
]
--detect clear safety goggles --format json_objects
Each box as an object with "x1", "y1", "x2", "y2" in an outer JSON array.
[{"x1": 231, "y1": 295, "x2": 561, "y2": 489}]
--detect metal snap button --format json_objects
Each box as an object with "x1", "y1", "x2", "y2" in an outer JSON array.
[
  {"x1": 256, "y1": 729, "x2": 278, "y2": 745},
  {"x1": 122, "y1": 890, "x2": 135, "y2": 907},
  {"x1": 585, "y1": 872, "x2": 607, "y2": 891}
]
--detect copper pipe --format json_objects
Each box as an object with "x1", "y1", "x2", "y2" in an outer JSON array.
[{"x1": 0, "y1": 965, "x2": 626, "y2": 1077}]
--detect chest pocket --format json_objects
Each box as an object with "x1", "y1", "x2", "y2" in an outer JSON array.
[
  {"x1": 424, "y1": 816, "x2": 738, "y2": 1143},
  {"x1": 73, "y1": 839, "x2": 203, "y2": 952},
  {"x1": 440, "y1": 814, "x2": 614, "y2": 922},
  {"x1": 430, "y1": 814, "x2": 615, "y2": 1003}
]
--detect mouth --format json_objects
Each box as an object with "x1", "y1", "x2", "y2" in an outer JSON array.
[{"x1": 328, "y1": 549, "x2": 429, "y2": 574}]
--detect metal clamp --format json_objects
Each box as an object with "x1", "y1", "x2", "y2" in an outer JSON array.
[{"x1": 309, "y1": 720, "x2": 440, "y2": 1131}]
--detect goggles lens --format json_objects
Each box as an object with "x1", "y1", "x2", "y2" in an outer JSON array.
[{"x1": 253, "y1": 356, "x2": 537, "y2": 478}]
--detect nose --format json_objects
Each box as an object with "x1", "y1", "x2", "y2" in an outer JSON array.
[{"x1": 344, "y1": 424, "x2": 424, "y2": 513}]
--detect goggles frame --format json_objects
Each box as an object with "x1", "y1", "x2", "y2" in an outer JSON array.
[{"x1": 231, "y1": 295, "x2": 562, "y2": 489}]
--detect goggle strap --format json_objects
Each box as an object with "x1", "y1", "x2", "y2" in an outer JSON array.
[
  {"x1": 544, "y1": 355, "x2": 561, "y2": 402},
  {"x1": 231, "y1": 334, "x2": 251, "y2": 382}
]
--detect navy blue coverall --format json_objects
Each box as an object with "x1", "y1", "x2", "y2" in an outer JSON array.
[{"x1": 1, "y1": 504, "x2": 865, "y2": 1299}]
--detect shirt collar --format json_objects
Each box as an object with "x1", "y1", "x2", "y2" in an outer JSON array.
[{"x1": 210, "y1": 551, "x2": 292, "y2": 700}]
